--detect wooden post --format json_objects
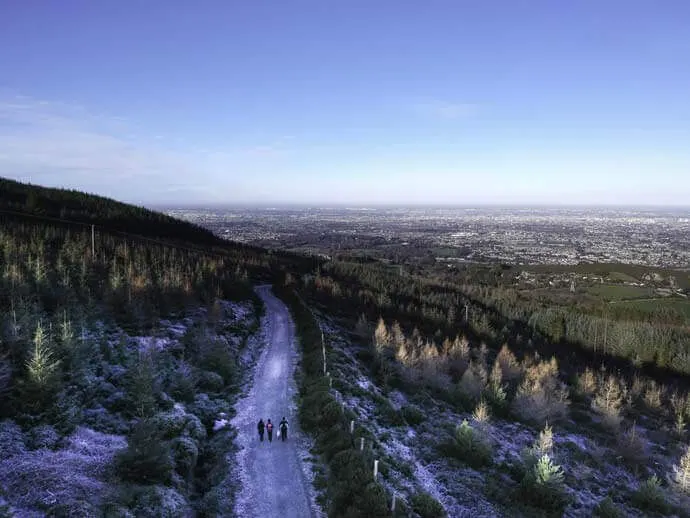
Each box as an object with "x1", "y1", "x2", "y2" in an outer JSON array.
[
  {"x1": 350, "y1": 420, "x2": 355, "y2": 434},
  {"x1": 91, "y1": 225, "x2": 95, "y2": 260},
  {"x1": 322, "y1": 331, "x2": 326, "y2": 375},
  {"x1": 374, "y1": 459, "x2": 379, "y2": 480},
  {"x1": 360, "y1": 437, "x2": 365, "y2": 451}
]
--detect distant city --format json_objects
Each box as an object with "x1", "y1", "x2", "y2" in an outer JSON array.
[{"x1": 165, "y1": 207, "x2": 690, "y2": 269}]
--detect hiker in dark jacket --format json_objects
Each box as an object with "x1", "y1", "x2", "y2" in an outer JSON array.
[
  {"x1": 257, "y1": 419, "x2": 265, "y2": 441},
  {"x1": 266, "y1": 419, "x2": 274, "y2": 442},
  {"x1": 279, "y1": 417, "x2": 288, "y2": 442}
]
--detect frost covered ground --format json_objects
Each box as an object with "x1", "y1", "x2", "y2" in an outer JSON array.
[
  {"x1": 231, "y1": 285, "x2": 323, "y2": 518},
  {"x1": 0, "y1": 299, "x2": 259, "y2": 517},
  {"x1": 316, "y1": 318, "x2": 690, "y2": 518}
]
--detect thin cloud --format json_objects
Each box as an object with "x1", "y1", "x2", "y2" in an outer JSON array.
[{"x1": 0, "y1": 94, "x2": 289, "y2": 202}]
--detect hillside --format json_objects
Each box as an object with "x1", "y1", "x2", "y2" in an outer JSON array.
[
  {"x1": 0, "y1": 183, "x2": 278, "y2": 515},
  {"x1": 0, "y1": 177, "x2": 227, "y2": 247}
]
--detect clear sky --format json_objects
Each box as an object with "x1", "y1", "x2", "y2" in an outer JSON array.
[{"x1": 1, "y1": 1, "x2": 689, "y2": 206}]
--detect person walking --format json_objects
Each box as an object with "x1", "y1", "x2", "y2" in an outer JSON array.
[
  {"x1": 279, "y1": 417, "x2": 288, "y2": 442},
  {"x1": 257, "y1": 419, "x2": 265, "y2": 442},
  {"x1": 266, "y1": 419, "x2": 274, "y2": 442}
]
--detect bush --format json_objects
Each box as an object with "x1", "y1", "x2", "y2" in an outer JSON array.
[
  {"x1": 593, "y1": 497, "x2": 624, "y2": 518},
  {"x1": 400, "y1": 405, "x2": 426, "y2": 426},
  {"x1": 28, "y1": 424, "x2": 59, "y2": 450},
  {"x1": 128, "y1": 486, "x2": 190, "y2": 517},
  {"x1": 195, "y1": 370, "x2": 225, "y2": 393},
  {"x1": 115, "y1": 420, "x2": 174, "y2": 485},
  {"x1": 631, "y1": 476, "x2": 671, "y2": 514},
  {"x1": 189, "y1": 393, "x2": 230, "y2": 433},
  {"x1": 438, "y1": 419, "x2": 492, "y2": 468},
  {"x1": 150, "y1": 406, "x2": 205, "y2": 442},
  {"x1": 0, "y1": 420, "x2": 26, "y2": 458},
  {"x1": 171, "y1": 435, "x2": 199, "y2": 481},
  {"x1": 410, "y1": 491, "x2": 446, "y2": 518},
  {"x1": 512, "y1": 358, "x2": 569, "y2": 425}
]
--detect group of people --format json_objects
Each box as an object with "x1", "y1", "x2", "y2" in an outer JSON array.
[{"x1": 257, "y1": 417, "x2": 288, "y2": 443}]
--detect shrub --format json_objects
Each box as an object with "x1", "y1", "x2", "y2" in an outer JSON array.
[
  {"x1": 410, "y1": 491, "x2": 446, "y2": 518},
  {"x1": 616, "y1": 424, "x2": 648, "y2": 471},
  {"x1": 115, "y1": 420, "x2": 174, "y2": 485},
  {"x1": 171, "y1": 435, "x2": 199, "y2": 481},
  {"x1": 458, "y1": 361, "x2": 487, "y2": 402},
  {"x1": 472, "y1": 399, "x2": 491, "y2": 425},
  {"x1": 517, "y1": 453, "x2": 570, "y2": 514},
  {"x1": 593, "y1": 496, "x2": 624, "y2": 518},
  {"x1": 189, "y1": 393, "x2": 230, "y2": 433},
  {"x1": 495, "y1": 344, "x2": 522, "y2": 383},
  {"x1": 439, "y1": 419, "x2": 492, "y2": 468},
  {"x1": 28, "y1": 424, "x2": 59, "y2": 450},
  {"x1": 512, "y1": 358, "x2": 569, "y2": 424},
  {"x1": 0, "y1": 420, "x2": 26, "y2": 458},
  {"x1": 668, "y1": 444, "x2": 690, "y2": 495},
  {"x1": 401, "y1": 405, "x2": 426, "y2": 426},
  {"x1": 631, "y1": 476, "x2": 671, "y2": 514},
  {"x1": 150, "y1": 406, "x2": 206, "y2": 442},
  {"x1": 592, "y1": 374, "x2": 627, "y2": 432},
  {"x1": 517, "y1": 424, "x2": 570, "y2": 514},
  {"x1": 576, "y1": 367, "x2": 598, "y2": 398},
  {"x1": 128, "y1": 486, "x2": 190, "y2": 517}
]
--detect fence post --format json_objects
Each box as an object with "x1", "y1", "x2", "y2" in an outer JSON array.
[{"x1": 373, "y1": 459, "x2": 379, "y2": 480}]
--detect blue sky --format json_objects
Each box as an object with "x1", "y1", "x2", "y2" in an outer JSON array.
[{"x1": 1, "y1": 1, "x2": 689, "y2": 206}]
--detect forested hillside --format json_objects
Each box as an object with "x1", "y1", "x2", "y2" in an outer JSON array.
[
  {"x1": 0, "y1": 177, "x2": 227, "y2": 247},
  {"x1": 0, "y1": 185, "x2": 296, "y2": 515}
]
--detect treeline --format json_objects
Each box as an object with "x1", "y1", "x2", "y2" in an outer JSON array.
[
  {"x1": 0, "y1": 177, "x2": 224, "y2": 246},
  {"x1": 294, "y1": 258, "x2": 690, "y2": 384}
]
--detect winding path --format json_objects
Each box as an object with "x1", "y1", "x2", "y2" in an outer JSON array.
[{"x1": 232, "y1": 285, "x2": 316, "y2": 518}]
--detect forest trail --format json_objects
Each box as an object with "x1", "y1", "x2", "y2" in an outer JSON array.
[{"x1": 232, "y1": 285, "x2": 316, "y2": 518}]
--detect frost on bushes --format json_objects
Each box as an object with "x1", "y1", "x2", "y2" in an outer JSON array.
[
  {"x1": 439, "y1": 418, "x2": 493, "y2": 468},
  {"x1": 517, "y1": 424, "x2": 569, "y2": 513},
  {"x1": 171, "y1": 435, "x2": 199, "y2": 481},
  {"x1": 127, "y1": 486, "x2": 191, "y2": 517},
  {"x1": 410, "y1": 491, "x2": 447, "y2": 518},
  {"x1": 512, "y1": 357, "x2": 569, "y2": 424},
  {"x1": 0, "y1": 427, "x2": 125, "y2": 515},
  {"x1": 0, "y1": 420, "x2": 26, "y2": 458},
  {"x1": 150, "y1": 404, "x2": 206, "y2": 442},
  {"x1": 189, "y1": 393, "x2": 231, "y2": 432},
  {"x1": 631, "y1": 475, "x2": 670, "y2": 514},
  {"x1": 28, "y1": 424, "x2": 59, "y2": 450}
]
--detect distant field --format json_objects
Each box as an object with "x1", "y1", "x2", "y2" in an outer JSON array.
[
  {"x1": 615, "y1": 298, "x2": 690, "y2": 323},
  {"x1": 585, "y1": 284, "x2": 654, "y2": 300},
  {"x1": 606, "y1": 271, "x2": 640, "y2": 283}
]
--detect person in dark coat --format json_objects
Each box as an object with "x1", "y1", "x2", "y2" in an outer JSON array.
[
  {"x1": 257, "y1": 419, "x2": 265, "y2": 441},
  {"x1": 279, "y1": 417, "x2": 288, "y2": 441},
  {"x1": 266, "y1": 419, "x2": 274, "y2": 442}
]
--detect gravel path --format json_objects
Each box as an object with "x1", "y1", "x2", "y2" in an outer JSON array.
[{"x1": 232, "y1": 285, "x2": 316, "y2": 518}]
